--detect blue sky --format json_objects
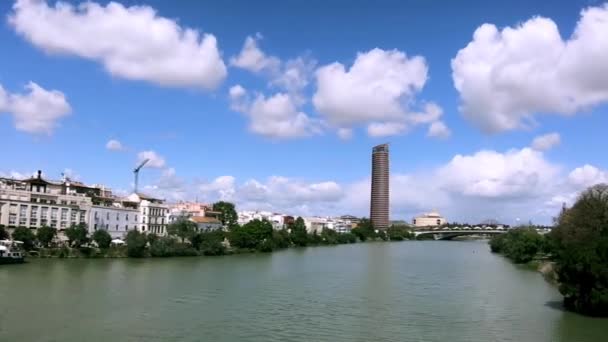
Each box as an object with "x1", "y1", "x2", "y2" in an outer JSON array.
[{"x1": 1, "y1": 0, "x2": 607, "y2": 224}]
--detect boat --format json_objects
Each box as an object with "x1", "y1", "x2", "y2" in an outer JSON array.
[{"x1": 0, "y1": 240, "x2": 25, "y2": 264}]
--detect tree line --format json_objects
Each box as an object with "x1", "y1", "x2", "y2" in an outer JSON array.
[{"x1": 489, "y1": 184, "x2": 608, "y2": 317}]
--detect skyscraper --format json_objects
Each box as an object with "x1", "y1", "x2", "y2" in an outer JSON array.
[{"x1": 370, "y1": 144, "x2": 389, "y2": 229}]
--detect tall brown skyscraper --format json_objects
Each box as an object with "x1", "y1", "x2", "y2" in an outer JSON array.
[{"x1": 370, "y1": 144, "x2": 389, "y2": 229}]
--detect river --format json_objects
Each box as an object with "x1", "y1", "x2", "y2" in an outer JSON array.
[{"x1": 0, "y1": 241, "x2": 606, "y2": 341}]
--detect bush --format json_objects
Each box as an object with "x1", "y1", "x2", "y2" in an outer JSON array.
[
  {"x1": 229, "y1": 219, "x2": 273, "y2": 250},
  {"x1": 272, "y1": 229, "x2": 291, "y2": 249},
  {"x1": 488, "y1": 228, "x2": 543, "y2": 263},
  {"x1": 0, "y1": 225, "x2": 10, "y2": 240},
  {"x1": 336, "y1": 232, "x2": 357, "y2": 244},
  {"x1": 36, "y1": 226, "x2": 56, "y2": 247},
  {"x1": 65, "y1": 223, "x2": 89, "y2": 247}
]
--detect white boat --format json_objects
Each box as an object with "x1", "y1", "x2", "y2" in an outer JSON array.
[{"x1": 0, "y1": 240, "x2": 25, "y2": 264}]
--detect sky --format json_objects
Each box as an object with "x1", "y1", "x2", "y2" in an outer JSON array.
[{"x1": 1, "y1": 0, "x2": 608, "y2": 224}]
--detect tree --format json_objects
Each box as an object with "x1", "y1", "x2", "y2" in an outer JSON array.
[
  {"x1": 65, "y1": 223, "x2": 89, "y2": 247},
  {"x1": 272, "y1": 229, "x2": 291, "y2": 249},
  {"x1": 167, "y1": 219, "x2": 197, "y2": 243},
  {"x1": 11, "y1": 226, "x2": 36, "y2": 250},
  {"x1": 212, "y1": 201, "x2": 238, "y2": 227},
  {"x1": 229, "y1": 219, "x2": 273, "y2": 250},
  {"x1": 36, "y1": 226, "x2": 56, "y2": 247},
  {"x1": 488, "y1": 227, "x2": 542, "y2": 263},
  {"x1": 196, "y1": 230, "x2": 226, "y2": 256},
  {"x1": 92, "y1": 229, "x2": 112, "y2": 249},
  {"x1": 387, "y1": 225, "x2": 413, "y2": 241},
  {"x1": 290, "y1": 217, "x2": 308, "y2": 247},
  {"x1": 551, "y1": 184, "x2": 608, "y2": 316},
  {"x1": 0, "y1": 225, "x2": 10, "y2": 240},
  {"x1": 125, "y1": 230, "x2": 148, "y2": 257},
  {"x1": 351, "y1": 218, "x2": 376, "y2": 242}
]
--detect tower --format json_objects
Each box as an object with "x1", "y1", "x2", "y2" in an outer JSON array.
[{"x1": 370, "y1": 144, "x2": 389, "y2": 229}]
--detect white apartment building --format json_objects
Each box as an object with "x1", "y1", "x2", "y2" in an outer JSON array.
[
  {"x1": 304, "y1": 217, "x2": 354, "y2": 234},
  {"x1": 0, "y1": 174, "x2": 91, "y2": 232},
  {"x1": 88, "y1": 205, "x2": 139, "y2": 239},
  {"x1": 238, "y1": 210, "x2": 285, "y2": 230},
  {"x1": 126, "y1": 193, "x2": 169, "y2": 235}
]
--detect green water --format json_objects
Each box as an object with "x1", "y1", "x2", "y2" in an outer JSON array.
[{"x1": 1, "y1": 241, "x2": 606, "y2": 341}]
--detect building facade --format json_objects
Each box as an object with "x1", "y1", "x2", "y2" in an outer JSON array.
[
  {"x1": 370, "y1": 144, "x2": 390, "y2": 229},
  {"x1": 413, "y1": 211, "x2": 447, "y2": 227},
  {"x1": 88, "y1": 205, "x2": 139, "y2": 239}
]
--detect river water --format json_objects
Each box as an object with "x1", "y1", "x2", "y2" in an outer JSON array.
[{"x1": 1, "y1": 241, "x2": 606, "y2": 341}]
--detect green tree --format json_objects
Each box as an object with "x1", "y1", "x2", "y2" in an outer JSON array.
[
  {"x1": 167, "y1": 219, "x2": 197, "y2": 243},
  {"x1": 11, "y1": 226, "x2": 36, "y2": 250},
  {"x1": 212, "y1": 201, "x2": 238, "y2": 226},
  {"x1": 488, "y1": 227, "x2": 542, "y2": 263},
  {"x1": 351, "y1": 218, "x2": 376, "y2": 242},
  {"x1": 336, "y1": 232, "x2": 357, "y2": 244},
  {"x1": 197, "y1": 230, "x2": 226, "y2": 256},
  {"x1": 320, "y1": 228, "x2": 339, "y2": 245},
  {"x1": 125, "y1": 230, "x2": 147, "y2": 257},
  {"x1": 229, "y1": 219, "x2": 273, "y2": 250},
  {"x1": 290, "y1": 217, "x2": 308, "y2": 247},
  {"x1": 65, "y1": 223, "x2": 89, "y2": 247},
  {"x1": 0, "y1": 225, "x2": 9, "y2": 240},
  {"x1": 92, "y1": 229, "x2": 112, "y2": 249},
  {"x1": 272, "y1": 229, "x2": 291, "y2": 249},
  {"x1": 36, "y1": 226, "x2": 56, "y2": 247},
  {"x1": 387, "y1": 225, "x2": 413, "y2": 241},
  {"x1": 551, "y1": 184, "x2": 608, "y2": 316}
]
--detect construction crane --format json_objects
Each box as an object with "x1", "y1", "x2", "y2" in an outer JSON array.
[{"x1": 133, "y1": 159, "x2": 150, "y2": 194}]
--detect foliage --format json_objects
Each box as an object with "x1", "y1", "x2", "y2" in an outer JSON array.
[
  {"x1": 212, "y1": 201, "x2": 238, "y2": 226},
  {"x1": 308, "y1": 231, "x2": 323, "y2": 245},
  {"x1": 376, "y1": 229, "x2": 388, "y2": 241},
  {"x1": 147, "y1": 233, "x2": 159, "y2": 246},
  {"x1": 11, "y1": 226, "x2": 36, "y2": 250},
  {"x1": 193, "y1": 230, "x2": 226, "y2": 256},
  {"x1": 387, "y1": 225, "x2": 413, "y2": 241},
  {"x1": 229, "y1": 219, "x2": 273, "y2": 250},
  {"x1": 551, "y1": 184, "x2": 608, "y2": 316},
  {"x1": 167, "y1": 219, "x2": 197, "y2": 243},
  {"x1": 125, "y1": 230, "x2": 148, "y2": 258},
  {"x1": 351, "y1": 218, "x2": 376, "y2": 242},
  {"x1": 65, "y1": 223, "x2": 89, "y2": 247},
  {"x1": 290, "y1": 217, "x2": 308, "y2": 247},
  {"x1": 488, "y1": 227, "x2": 543, "y2": 263},
  {"x1": 36, "y1": 226, "x2": 56, "y2": 247},
  {"x1": 0, "y1": 225, "x2": 9, "y2": 240},
  {"x1": 337, "y1": 232, "x2": 357, "y2": 244},
  {"x1": 92, "y1": 229, "x2": 112, "y2": 249},
  {"x1": 320, "y1": 228, "x2": 339, "y2": 245},
  {"x1": 272, "y1": 229, "x2": 291, "y2": 249}
]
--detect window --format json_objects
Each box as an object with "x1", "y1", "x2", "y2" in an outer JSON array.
[
  {"x1": 106, "y1": 212, "x2": 110, "y2": 220},
  {"x1": 61, "y1": 208, "x2": 68, "y2": 220},
  {"x1": 135, "y1": 215, "x2": 138, "y2": 222},
  {"x1": 30, "y1": 218, "x2": 38, "y2": 226},
  {"x1": 19, "y1": 205, "x2": 27, "y2": 216},
  {"x1": 116, "y1": 213, "x2": 119, "y2": 220},
  {"x1": 51, "y1": 208, "x2": 58, "y2": 219},
  {"x1": 71, "y1": 211, "x2": 77, "y2": 222},
  {"x1": 126, "y1": 214, "x2": 129, "y2": 221},
  {"x1": 125, "y1": 225, "x2": 128, "y2": 231},
  {"x1": 41, "y1": 207, "x2": 48, "y2": 218},
  {"x1": 116, "y1": 224, "x2": 118, "y2": 231},
  {"x1": 80, "y1": 211, "x2": 85, "y2": 222},
  {"x1": 94, "y1": 211, "x2": 98, "y2": 219},
  {"x1": 61, "y1": 200, "x2": 67, "y2": 205},
  {"x1": 106, "y1": 224, "x2": 109, "y2": 230},
  {"x1": 31, "y1": 206, "x2": 38, "y2": 217},
  {"x1": 60, "y1": 221, "x2": 67, "y2": 228},
  {"x1": 94, "y1": 224, "x2": 97, "y2": 230},
  {"x1": 8, "y1": 213, "x2": 17, "y2": 225}
]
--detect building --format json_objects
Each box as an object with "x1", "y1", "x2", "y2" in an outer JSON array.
[
  {"x1": 0, "y1": 171, "x2": 169, "y2": 238},
  {"x1": 238, "y1": 210, "x2": 285, "y2": 230},
  {"x1": 190, "y1": 216, "x2": 223, "y2": 231},
  {"x1": 0, "y1": 172, "x2": 92, "y2": 234},
  {"x1": 167, "y1": 202, "x2": 212, "y2": 224},
  {"x1": 413, "y1": 211, "x2": 447, "y2": 227},
  {"x1": 126, "y1": 193, "x2": 169, "y2": 235},
  {"x1": 370, "y1": 144, "x2": 390, "y2": 229}
]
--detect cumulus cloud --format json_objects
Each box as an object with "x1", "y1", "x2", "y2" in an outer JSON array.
[
  {"x1": 314, "y1": 48, "x2": 446, "y2": 137},
  {"x1": 568, "y1": 164, "x2": 608, "y2": 188},
  {"x1": 10, "y1": 0, "x2": 226, "y2": 89},
  {"x1": 531, "y1": 133, "x2": 561, "y2": 151},
  {"x1": 230, "y1": 34, "x2": 280, "y2": 73},
  {"x1": 143, "y1": 167, "x2": 186, "y2": 201},
  {"x1": 452, "y1": 4, "x2": 608, "y2": 132},
  {"x1": 137, "y1": 150, "x2": 166, "y2": 169},
  {"x1": 229, "y1": 86, "x2": 321, "y2": 139},
  {"x1": 0, "y1": 82, "x2": 71, "y2": 134},
  {"x1": 427, "y1": 121, "x2": 451, "y2": 139},
  {"x1": 105, "y1": 139, "x2": 123, "y2": 151}
]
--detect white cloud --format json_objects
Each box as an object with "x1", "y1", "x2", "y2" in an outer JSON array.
[
  {"x1": 199, "y1": 176, "x2": 236, "y2": 201},
  {"x1": 10, "y1": 0, "x2": 226, "y2": 89},
  {"x1": 452, "y1": 4, "x2": 608, "y2": 133},
  {"x1": 427, "y1": 121, "x2": 451, "y2": 139},
  {"x1": 137, "y1": 150, "x2": 166, "y2": 169},
  {"x1": 105, "y1": 139, "x2": 123, "y2": 151},
  {"x1": 568, "y1": 164, "x2": 608, "y2": 188},
  {"x1": 337, "y1": 128, "x2": 353, "y2": 140},
  {"x1": 0, "y1": 170, "x2": 36, "y2": 179},
  {"x1": 531, "y1": 133, "x2": 561, "y2": 151},
  {"x1": 230, "y1": 34, "x2": 280, "y2": 73},
  {"x1": 0, "y1": 82, "x2": 71, "y2": 134},
  {"x1": 143, "y1": 167, "x2": 186, "y2": 201},
  {"x1": 313, "y1": 48, "x2": 446, "y2": 137},
  {"x1": 229, "y1": 87, "x2": 321, "y2": 139}
]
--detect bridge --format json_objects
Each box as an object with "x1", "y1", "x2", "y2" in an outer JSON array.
[{"x1": 413, "y1": 229, "x2": 506, "y2": 240}]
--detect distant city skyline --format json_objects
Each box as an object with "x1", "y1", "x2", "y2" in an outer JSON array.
[{"x1": 1, "y1": 0, "x2": 608, "y2": 225}]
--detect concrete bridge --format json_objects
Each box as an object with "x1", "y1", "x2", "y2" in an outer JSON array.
[{"x1": 413, "y1": 229, "x2": 506, "y2": 240}]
